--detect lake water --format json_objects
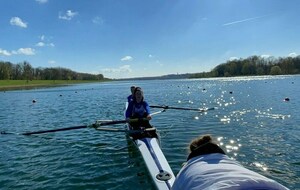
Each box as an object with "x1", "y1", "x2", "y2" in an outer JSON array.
[{"x1": 0, "y1": 76, "x2": 299, "y2": 190}]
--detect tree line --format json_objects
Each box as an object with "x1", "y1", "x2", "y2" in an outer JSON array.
[
  {"x1": 190, "y1": 55, "x2": 300, "y2": 78},
  {"x1": 0, "y1": 61, "x2": 105, "y2": 81}
]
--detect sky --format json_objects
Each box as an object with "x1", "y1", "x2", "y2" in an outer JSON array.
[{"x1": 1, "y1": 0, "x2": 300, "y2": 79}]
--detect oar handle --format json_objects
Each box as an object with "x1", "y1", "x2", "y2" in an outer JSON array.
[
  {"x1": 94, "y1": 127, "x2": 156, "y2": 133},
  {"x1": 93, "y1": 118, "x2": 147, "y2": 127},
  {"x1": 151, "y1": 109, "x2": 166, "y2": 116}
]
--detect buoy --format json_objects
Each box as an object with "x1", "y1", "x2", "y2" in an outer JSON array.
[
  {"x1": 59, "y1": 94, "x2": 62, "y2": 97},
  {"x1": 229, "y1": 91, "x2": 233, "y2": 94},
  {"x1": 32, "y1": 99, "x2": 36, "y2": 103}
]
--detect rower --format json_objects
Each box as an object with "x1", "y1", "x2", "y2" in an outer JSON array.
[
  {"x1": 125, "y1": 87, "x2": 152, "y2": 129},
  {"x1": 172, "y1": 135, "x2": 289, "y2": 190},
  {"x1": 127, "y1": 85, "x2": 136, "y2": 102},
  {"x1": 125, "y1": 87, "x2": 157, "y2": 138}
]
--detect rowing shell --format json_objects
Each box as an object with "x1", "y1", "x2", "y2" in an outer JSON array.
[{"x1": 125, "y1": 103, "x2": 175, "y2": 190}]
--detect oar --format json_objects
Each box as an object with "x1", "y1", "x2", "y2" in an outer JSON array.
[
  {"x1": 95, "y1": 127, "x2": 156, "y2": 134},
  {"x1": 21, "y1": 125, "x2": 88, "y2": 135},
  {"x1": 21, "y1": 119, "x2": 137, "y2": 136},
  {"x1": 150, "y1": 105, "x2": 216, "y2": 112},
  {"x1": 2, "y1": 110, "x2": 165, "y2": 136},
  {"x1": 151, "y1": 109, "x2": 166, "y2": 115}
]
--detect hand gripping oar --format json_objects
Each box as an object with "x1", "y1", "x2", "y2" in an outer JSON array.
[
  {"x1": 150, "y1": 105, "x2": 216, "y2": 112},
  {"x1": 90, "y1": 109, "x2": 165, "y2": 132}
]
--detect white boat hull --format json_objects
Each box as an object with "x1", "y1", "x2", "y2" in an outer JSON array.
[
  {"x1": 132, "y1": 136, "x2": 175, "y2": 189},
  {"x1": 125, "y1": 102, "x2": 174, "y2": 189}
]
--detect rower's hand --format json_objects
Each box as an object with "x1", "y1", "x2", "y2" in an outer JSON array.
[{"x1": 146, "y1": 114, "x2": 152, "y2": 120}]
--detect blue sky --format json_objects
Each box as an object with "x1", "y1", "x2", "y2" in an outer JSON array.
[{"x1": 1, "y1": 0, "x2": 299, "y2": 79}]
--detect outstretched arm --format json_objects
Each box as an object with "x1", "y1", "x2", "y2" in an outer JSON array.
[{"x1": 144, "y1": 101, "x2": 152, "y2": 120}]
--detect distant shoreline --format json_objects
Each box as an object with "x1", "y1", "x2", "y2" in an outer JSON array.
[{"x1": 0, "y1": 80, "x2": 107, "y2": 91}]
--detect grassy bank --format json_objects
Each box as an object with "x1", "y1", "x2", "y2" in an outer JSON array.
[{"x1": 0, "y1": 80, "x2": 106, "y2": 91}]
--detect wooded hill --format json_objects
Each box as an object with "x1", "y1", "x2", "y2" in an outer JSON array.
[
  {"x1": 190, "y1": 55, "x2": 300, "y2": 78},
  {"x1": 120, "y1": 55, "x2": 300, "y2": 80},
  {"x1": 1, "y1": 55, "x2": 299, "y2": 81},
  {"x1": 0, "y1": 61, "x2": 105, "y2": 81}
]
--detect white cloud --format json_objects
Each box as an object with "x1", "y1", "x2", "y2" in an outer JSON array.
[
  {"x1": 92, "y1": 16, "x2": 104, "y2": 25},
  {"x1": 149, "y1": 54, "x2": 153, "y2": 58},
  {"x1": 36, "y1": 35, "x2": 55, "y2": 47},
  {"x1": 229, "y1": 57, "x2": 239, "y2": 61},
  {"x1": 0, "y1": 49, "x2": 12, "y2": 56},
  {"x1": 288, "y1": 52, "x2": 297, "y2": 57},
  {"x1": 260, "y1": 54, "x2": 271, "y2": 59},
  {"x1": 223, "y1": 15, "x2": 269, "y2": 26},
  {"x1": 59, "y1": 10, "x2": 78, "y2": 20},
  {"x1": 10, "y1": 17, "x2": 27, "y2": 28},
  {"x1": 1, "y1": 48, "x2": 35, "y2": 56},
  {"x1": 35, "y1": 42, "x2": 55, "y2": 47},
  {"x1": 119, "y1": 65, "x2": 132, "y2": 72},
  {"x1": 36, "y1": 42, "x2": 45, "y2": 47},
  {"x1": 48, "y1": 60, "x2": 56, "y2": 64},
  {"x1": 16, "y1": 48, "x2": 35, "y2": 55},
  {"x1": 101, "y1": 65, "x2": 132, "y2": 73},
  {"x1": 121, "y1": 56, "x2": 133, "y2": 61},
  {"x1": 39, "y1": 35, "x2": 45, "y2": 41},
  {"x1": 35, "y1": 0, "x2": 48, "y2": 4}
]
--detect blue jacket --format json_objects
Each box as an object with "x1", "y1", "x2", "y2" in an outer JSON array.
[
  {"x1": 126, "y1": 101, "x2": 151, "y2": 118},
  {"x1": 127, "y1": 94, "x2": 133, "y2": 102}
]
